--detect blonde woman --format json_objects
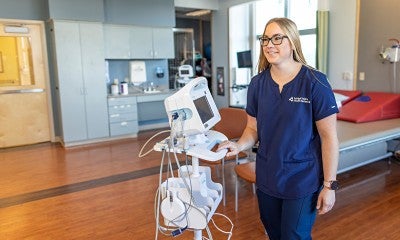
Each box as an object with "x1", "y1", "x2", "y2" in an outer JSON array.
[{"x1": 218, "y1": 18, "x2": 339, "y2": 239}]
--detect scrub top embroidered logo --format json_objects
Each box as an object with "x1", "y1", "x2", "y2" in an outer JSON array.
[{"x1": 288, "y1": 96, "x2": 310, "y2": 104}]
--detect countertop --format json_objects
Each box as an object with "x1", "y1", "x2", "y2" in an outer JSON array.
[{"x1": 108, "y1": 88, "x2": 178, "y2": 98}]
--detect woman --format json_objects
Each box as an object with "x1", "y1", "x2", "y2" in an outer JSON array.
[{"x1": 217, "y1": 18, "x2": 339, "y2": 239}]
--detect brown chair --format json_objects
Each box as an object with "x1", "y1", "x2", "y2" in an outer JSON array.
[
  {"x1": 234, "y1": 161, "x2": 256, "y2": 212},
  {"x1": 199, "y1": 107, "x2": 248, "y2": 205}
]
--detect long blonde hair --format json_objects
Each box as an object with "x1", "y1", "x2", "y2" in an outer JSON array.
[{"x1": 257, "y1": 18, "x2": 307, "y2": 73}]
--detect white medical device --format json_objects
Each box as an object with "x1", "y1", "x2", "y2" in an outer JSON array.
[
  {"x1": 379, "y1": 39, "x2": 400, "y2": 63},
  {"x1": 379, "y1": 38, "x2": 400, "y2": 93},
  {"x1": 177, "y1": 65, "x2": 194, "y2": 84},
  {"x1": 154, "y1": 77, "x2": 229, "y2": 240}
]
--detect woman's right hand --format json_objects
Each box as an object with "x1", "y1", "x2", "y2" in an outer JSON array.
[{"x1": 217, "y1": 140, "x2": 240, "y2": 157}]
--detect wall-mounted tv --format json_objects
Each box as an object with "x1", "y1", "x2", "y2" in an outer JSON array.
[{"x1": 237, "y1": 50, "x2": 252, "y2": 68}]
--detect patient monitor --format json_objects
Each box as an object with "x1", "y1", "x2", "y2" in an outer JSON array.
[
  {"x1": 165, "y1": 76, "x2": 220, "y2": 138},
  {"x1": 177, "y1": 65, "x2": 194, "y2": 85},
  {"x1": 154, "y1": 77, "x2": 229, "y2": 240}
]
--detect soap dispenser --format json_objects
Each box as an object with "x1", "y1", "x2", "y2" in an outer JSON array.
[{"x1": 156, "y1": 67, "x2": 164, "y2": 78}]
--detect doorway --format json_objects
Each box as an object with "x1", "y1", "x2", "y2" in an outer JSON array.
[{"x1": 0, "y1": 19, "x2": 53, "y2": 148}]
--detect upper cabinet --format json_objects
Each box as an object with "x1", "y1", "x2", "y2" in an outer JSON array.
[
  {"x1": 151, "y1": 27, "x2": 175, "y2": 59},
  {"x1": 104, "y1": 25, "x2": 174, "y2": 59},
  {"x1": 103, "y1": 25, "x2": 131, "y2": 59}
]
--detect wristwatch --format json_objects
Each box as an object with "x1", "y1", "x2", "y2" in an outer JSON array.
[{"x1": 324, "y1": 180, "x2": 339, "y2": 190}]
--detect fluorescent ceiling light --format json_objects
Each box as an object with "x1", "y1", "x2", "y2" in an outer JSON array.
[
  {"x1": 4, "y1": 26, "x2": 29, "y2": 33},
  {"x1": 185, "y1": 9, "x2": 211, "y2": 17}
]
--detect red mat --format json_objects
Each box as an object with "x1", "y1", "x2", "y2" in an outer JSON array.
[
  {"x1": 337, "y1": 92, "x2": 400, "y2": 123},
  {"x1": 333, "y1": 89, "x2": 362, "y2": 105}
]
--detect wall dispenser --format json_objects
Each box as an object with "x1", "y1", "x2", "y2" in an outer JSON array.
[
  {"x1": 130, "y1": 61, "x2": 147, "y2": 86},
  {"x1": 156, "y1": 67, "x2": 164, "y2": 78}
]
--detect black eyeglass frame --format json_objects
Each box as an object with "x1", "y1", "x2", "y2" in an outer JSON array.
[{"x1": 258, "y1": 35, "x2": 288, "y2": 46}]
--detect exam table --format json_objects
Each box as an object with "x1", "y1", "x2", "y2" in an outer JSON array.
[
  {"x1": 337, "y1": 118, "x2": 400, "y2": 173},
  {"x1": 335, "y1": 91, "x2": 400, "y2": 173}
]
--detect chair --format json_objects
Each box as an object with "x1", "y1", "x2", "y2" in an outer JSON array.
[
  {"x1": 234, "y1": 161, "x2": 256, "y2": 212},
  {"x1": 199, "y1": 107, "x2": 248, "y2": 205}
]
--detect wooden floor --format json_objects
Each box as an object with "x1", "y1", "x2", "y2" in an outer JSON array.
[{"x1": 1, "y1": 130, "x2": 400, "y2": 239}]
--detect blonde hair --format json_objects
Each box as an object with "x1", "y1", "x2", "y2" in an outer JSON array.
[{"x1": 257, "y1": 18, "x2": 307, "y2": 73}]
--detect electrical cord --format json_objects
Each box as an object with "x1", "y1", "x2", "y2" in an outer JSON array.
[
  {"x1": 138, "y1": 129, "x2": 171, "y2": 158},
  {"x1": 210, "y1": 213, "x2": 234, "y2": 240},
  {"x1": 154, "y1": 114, "x2": 234, "y2": 239}
]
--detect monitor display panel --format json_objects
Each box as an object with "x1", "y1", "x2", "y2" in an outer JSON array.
[
  {"x1": 237, "y1": 50, "x2": 252, "y2": 68},
  {"x1": 193, "y1": 96, "x2": 214, "y2": 124}
]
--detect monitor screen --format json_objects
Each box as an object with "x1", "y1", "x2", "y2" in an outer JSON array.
[
  {"x1": 193, "y1": 96, "x2": 214, "y2": 124},
  {"x1": 237, "y1": 50, "x2": 252, "y2": 68},
  {"x1": 180, "y1": 69, "x2": 190, "y2": 75}
]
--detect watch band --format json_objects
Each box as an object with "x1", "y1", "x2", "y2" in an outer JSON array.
[{"x1": 323, "y1": 180, "x2": 339, "y2": 190}]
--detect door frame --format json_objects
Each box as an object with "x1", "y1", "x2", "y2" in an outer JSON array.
[{"x1": 0, "y1": 18, "x2": 55, "y2": 143}]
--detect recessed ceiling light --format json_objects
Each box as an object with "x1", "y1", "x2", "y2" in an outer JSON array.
[{"x1": 185, "y1": 9, "x2": 211, "y2": 17}]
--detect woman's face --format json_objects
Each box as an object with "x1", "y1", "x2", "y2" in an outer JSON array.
[{"x1": 262, "y1": 22, "x2": 293, "y2": 66}]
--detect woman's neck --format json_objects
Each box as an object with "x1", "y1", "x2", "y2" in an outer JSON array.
[{"x1": 270, "y1": 61, "x2": 302, "y2": 85}]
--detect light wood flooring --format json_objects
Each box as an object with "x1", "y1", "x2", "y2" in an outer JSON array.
[{"x1": 1, "y1": 129, "x2": 400, "y2": 239}]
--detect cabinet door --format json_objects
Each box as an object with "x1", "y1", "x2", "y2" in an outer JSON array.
[
  {"x1": 79, "y1": 23, "x2": 110, "y2": 139},
  {"x1": 152, "y1": 27, "x2": 174, "y2": 59},
  {"x1": 130, "y1": 26, "x2": 153, "y2": 59},
  {"x1": 103, "y1": 25, "x2": 131, "y2": 59},
  {"x1": 52, "y1": 21, "x2": 87, "y2": 142}
]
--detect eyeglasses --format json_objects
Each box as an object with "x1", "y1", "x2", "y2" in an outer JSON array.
[{"x1": 258, "y1": 35, "x2": 288, "y2": 46}]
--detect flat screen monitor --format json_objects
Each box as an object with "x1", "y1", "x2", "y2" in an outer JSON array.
[
  {"x1": 164, "y1": 77, "x2": 220, "y2": 137},
  {"x1": 193, "y1": 95, "x2": 214, "y2": 124},
  {"x1": 237, "y1": 50, "x2": 252, "y2": 68}
]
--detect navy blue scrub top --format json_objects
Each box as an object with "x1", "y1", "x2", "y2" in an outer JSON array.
[{"x1": 246, "y1": 65, "x2": 338, "y2": 199}]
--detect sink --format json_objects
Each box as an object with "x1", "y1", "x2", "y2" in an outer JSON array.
[{"x1": 143, "y1": 89, "x2": 162, "y2": 94}]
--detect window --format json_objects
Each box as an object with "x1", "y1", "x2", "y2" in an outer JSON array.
[
  {"x1": 287, "y1": 0, "x2": 317, "y2": 67},
  {"x1": 229, "y1": 0, "x2": 317, "y2": 72},
  {"x1": 228, "y1": 0, "x2": 317, "y2": 107}
]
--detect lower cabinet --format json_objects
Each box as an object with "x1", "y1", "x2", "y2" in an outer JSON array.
[{"x1": 108, "y1": 96, "x2": 138, "y2": 136}]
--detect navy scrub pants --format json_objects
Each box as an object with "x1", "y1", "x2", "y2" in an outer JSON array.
[{"x1": 256, "y1": 189, "x2": 319, "y2": 240}]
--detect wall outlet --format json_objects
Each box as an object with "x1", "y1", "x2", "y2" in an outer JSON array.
[
  {"x1": 342, "y1": 71, "x2": 353, "y2": 81},
  {"x1": 359, "y1": 72, "x2": 365, "y2": 81}
]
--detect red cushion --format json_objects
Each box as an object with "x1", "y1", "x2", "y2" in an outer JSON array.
[
  {"x1": 337, "y1": 92, "x2": 400, "y2": 123},
  {"x1": 333, "y1": 89, "x2": 362, "y2": 105}
]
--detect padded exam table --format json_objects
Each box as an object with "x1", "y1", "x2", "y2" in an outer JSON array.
[{"x1": 337, "y1": 118, "x2": 400, "y2": 173}]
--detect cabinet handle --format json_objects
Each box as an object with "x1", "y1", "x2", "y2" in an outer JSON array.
[
  {"x1": 121, "y1": 122, "x2": 128, "y2": 126},
  {"x1": 80, "y1": 88, "x2": 87, "y2": 95},
  {"x1": 110, "y1": 114, "x2": 120, "y2": 118}
]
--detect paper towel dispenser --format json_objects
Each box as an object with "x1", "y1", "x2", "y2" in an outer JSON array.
[{"x1": 130, "y1": 61, "x2": 147, "y2": 86}]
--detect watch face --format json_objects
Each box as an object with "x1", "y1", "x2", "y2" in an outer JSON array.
[{"x1": 330, "y1": 181, "x2": 339, "y2": 190}]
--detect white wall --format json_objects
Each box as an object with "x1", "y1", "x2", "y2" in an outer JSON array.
[{"x1": 328, "y1": 0, "x2": 357, "y2": 90}]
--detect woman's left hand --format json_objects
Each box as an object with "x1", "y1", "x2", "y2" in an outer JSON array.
[{"x1": 316, "y1": 187, "x2": 336, "y2": 215}]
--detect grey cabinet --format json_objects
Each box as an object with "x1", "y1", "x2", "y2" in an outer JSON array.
[
  {"x1": 103, "y1": 25, "x2": 131, "y2": 59},
  {"x1": 52, "y1": 21, "x2": 109, "y2": 145},
  {"x1": 104, "y1": 25, "x2": 174, "y2": 59},
  {"x1": 108, "y1": 97, "x2": 138, "y2": 136},
  {"x1": 151, "y1": 27, "x2": 175, "y2": 59}
]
